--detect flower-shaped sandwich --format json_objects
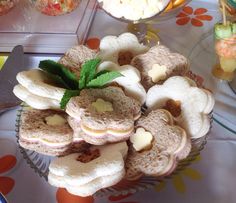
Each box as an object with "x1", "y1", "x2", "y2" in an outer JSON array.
[
  {"x1": 48, "y1": 142, "x2": 128, "y2": 197},
  {"x1": 13, "y1": 45, "x2": 97, "y2": 110},
  {"x1": 59, "y1": 45, "x2": 97, "y2": 77},
  {"x1": 99, "y1": 32, "x2": 148, "y2": 66},
  {"x1": 13, "y1": 69, "x2": 65, "y2": 110},
  {"x1": 146, "y1": 76, "x2": 215, "y2": 139},
  {"x1": 125, "y1": 109, "x2": 191, "y2": 180},
  {"x1": 131, "y1": 45, "x2": 189, "y2": 90},
  {"x1": 19, "y1": 108, "x2": 88, "y2": 156},
  {"x1": 98, "y1": 61, "x2": 146, "y2": 104},
  {"x1": 66, "y1": 86, "x2": 141, "y2": 145}
]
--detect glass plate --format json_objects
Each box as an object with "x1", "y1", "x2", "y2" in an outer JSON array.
[
  {"x1": 188, "y1": 30, "x2": 236, "y2": 134},
  {"x1": 15, "y1": 72, "x2": 213, "y2": 197}
]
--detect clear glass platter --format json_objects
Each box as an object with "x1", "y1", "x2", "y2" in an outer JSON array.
[
  {"x1": 15, "y1": 71, "x2": 213, "y2": 197},
  {"x1": 188, "y1": 30, "x2": 236, "y2": 134}
]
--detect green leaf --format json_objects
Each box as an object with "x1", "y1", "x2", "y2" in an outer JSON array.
[
  {"x1": 79, "y1": 74, "x2": 86, "y2": 90},
  {"x1": 47, "y1": 72, "x2": 70, "y2": 89},
  {"x1": 79, "y1": 58, "x2": 101, "y2": 89},
  {"x1": 39, "y1": 60, "x2": 79, "y2": 90},
  {"x1": 87, "y1": 71, "x2": 122, "y2": 88},
  {"x1": 60, "y1": 89, "x2": 80, "y2": 109},
  {"x1": 95, "y1": 69, "x2": 110, "y2": 78}
]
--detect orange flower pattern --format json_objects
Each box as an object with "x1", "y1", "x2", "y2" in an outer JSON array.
[
  {"x1": 56, "y1": 188, "x2": 94, "y2": 203},
  {"x1": 0, "y1": 155, "x2": 16, "y2": 195},
  {"x1": 176, "y1": 6, "x2": 213, "y2": 27}
]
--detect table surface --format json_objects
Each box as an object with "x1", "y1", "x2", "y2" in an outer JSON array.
[{"x1": 1, "y1": 0, "x2": 236, "y2": 203}]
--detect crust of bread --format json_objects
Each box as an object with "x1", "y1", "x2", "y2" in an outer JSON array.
[{"x1": 68, "y1": 116, "x2": 132, "y2": 145}]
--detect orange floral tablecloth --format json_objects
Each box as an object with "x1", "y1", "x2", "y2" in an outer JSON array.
[{"x1": 1, "y1": 0, "x2": 236, "y2": 202}]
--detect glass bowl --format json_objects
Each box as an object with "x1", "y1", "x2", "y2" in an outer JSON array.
[
  {"x1": 97, "y1": 0, "x2": 171, "y2": 23},
  {"x1": 30, "y1": 0, "x2": 80, "y2": 16},
  {"x1": 0, "y1": 0, "x2": 19, "y2": 16},
  {"x1": 97, "y1": 0, "x2": 192, "y2": 46},
  {"x1": 98, "y1": 0, "x2": 192, "y2": 23},
  {"x1": 15, "y1": 71, "x2": 213, "y2": 197}
]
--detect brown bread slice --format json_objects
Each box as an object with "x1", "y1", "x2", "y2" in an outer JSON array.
[
  {"x1": 19, "y1": 109, "x2": 88, "y2": 156},
  {"x1": 125, "y1": 109, "x2": 191, "y2": 180},
  {"x1": 58, "y1": 45, "x2": 97, "y2": 77},
  {"x1": 131, "y1": 45, "x2": 188, "y2": 90},
  {"x1": 66, "y1": 86, "x2": 141, "y2": 145},
  {"x1": 68, "y1": 116, "x2": 132, "y2": 145}
]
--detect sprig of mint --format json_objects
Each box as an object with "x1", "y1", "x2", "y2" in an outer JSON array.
[
  {"x1": 60, "y1": 90, "x2": 80, "y2": 110},
  {"x1": 79, "y1": 58, "x2": 101, "y2": 89},
  {"x1": 79, "y1": 58, "x2": 122, "y2": 89},
  {"x1": 39, "y1": 58, "x2": 122, "y2": 110},
  {"x1": 47, "y1": 72, "x2": 70, "y2": 89},
  {"x1": 95, "y1": 69, "x2": 110, "y2": 77},
  {"x1": 39, "y1": 60, "x2": 79, "y2": 90},
  {"x1": 87, "y1": 71, "x2": 122, "y2": 88}
]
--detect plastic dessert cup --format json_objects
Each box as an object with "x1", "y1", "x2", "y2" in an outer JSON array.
[
  {"x1": 213, "y1": 34, "x2": 236, "y2": 81},
  {"x1": 0, "y1": 0, "x2": 19, "y2": 16},
  {"x1": 31, "y1": 0, "x2": 80, "y2": 16}
]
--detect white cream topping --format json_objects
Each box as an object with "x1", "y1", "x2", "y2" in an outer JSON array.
[{"x1": 98, "y1": 0, "x2": 169, "y2": 21}]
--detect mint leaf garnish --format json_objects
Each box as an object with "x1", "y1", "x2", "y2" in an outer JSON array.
[
  {"x1": 39, "y1": 60, "x2": 79, "y2": 90},
  {"x1": 47, "y1": 72, "x2": 70, "y2": 89},
  {"x1": 38, "y1": 58, "x2": 122, "y2": 110},
  {"x1": 79, "y1": 58, "x2": 101, "y2": 89},
  {"x1": 95, "y1": 69, "x2": 110, "y2": 78},
  {"x1": 79, "y1": 74, "x2": 86, "y2": 90},
  {"x1": 60, "y1": 90, "x2": 80, "y2": 109},
  {"x1": 87, "y1": 71, "x2": 122, "y2": 88}
]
